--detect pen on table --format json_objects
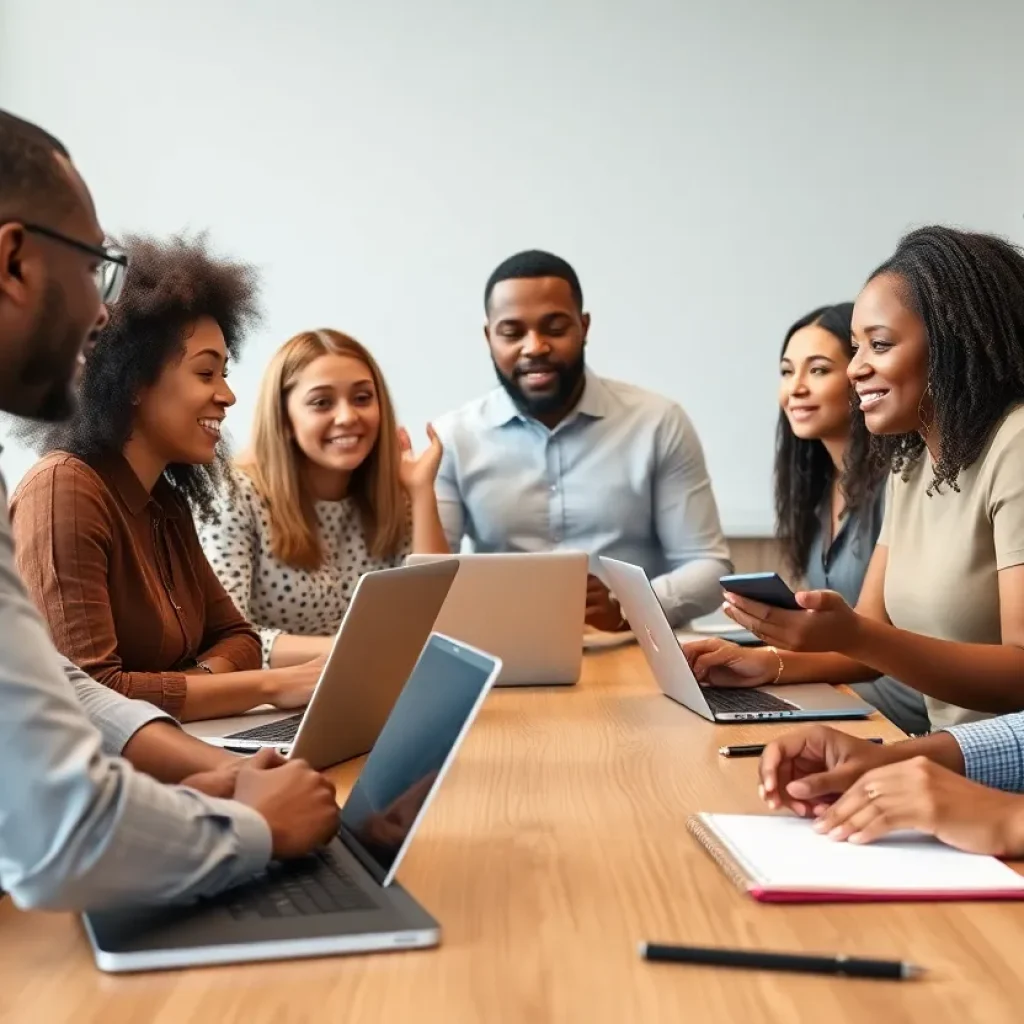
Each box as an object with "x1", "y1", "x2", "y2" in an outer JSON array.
[
  {"x1": 718, "y1": 737, "x2": 884, "y2": 758},
  {"x1": 638, "y1": 942, "x2": 924, "y2": 980}
]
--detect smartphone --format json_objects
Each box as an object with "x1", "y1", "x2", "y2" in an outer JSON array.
[{"x1": 718, "y1": 572, "x2": 800, "y2": 610}]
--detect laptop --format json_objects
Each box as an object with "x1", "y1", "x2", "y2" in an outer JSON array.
[
  {"x1": 405, "y1": 552, "x2": 586, "y2": 685},
  {"x1": 184, "y1": 561, "x2": 458, "y2": 768},
  {"x1": 83, "y1": 633, "x2": 502, "y2": 972},
  {"x1": 599, "y1": 557, "x2": 873, "y2": 722}
]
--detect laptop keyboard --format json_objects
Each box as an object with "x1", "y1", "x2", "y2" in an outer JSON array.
[
  {"x1": 704, "y1": 686, "x2": 795, "y2": 714},
  {"x1": 225, "y1": 846, "x2": 378, "y2": 921},
  {"x1": 226, "y1": 713, "x2": 304, "y2": 745}
]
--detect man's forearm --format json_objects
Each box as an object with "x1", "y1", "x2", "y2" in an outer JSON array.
[
  {"x1": 122, "y1": 721, "x2": 237, "y2": 784},
  {"x1": 66, "y1": 660, "x2": 174, "y2": 755}
]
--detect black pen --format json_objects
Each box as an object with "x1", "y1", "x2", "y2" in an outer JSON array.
[
  {"x1": 639, "y1": 942, "x2": 924, "y2": 980},
  {"x1": 718, "y1": 737, "x2": 884, "y2": 758}
]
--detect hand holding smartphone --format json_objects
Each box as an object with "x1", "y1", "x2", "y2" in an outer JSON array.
[{"x1": 718, "y1": 572, "x2": 800, "y2": 611}]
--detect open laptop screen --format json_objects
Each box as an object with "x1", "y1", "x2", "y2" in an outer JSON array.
[{"x1": 339, "y1": 634, "x2": 498, "y2": 885}]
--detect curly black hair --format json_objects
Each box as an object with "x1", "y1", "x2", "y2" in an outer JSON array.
[
  {"x1": 16, "y1": 232, "x2": 261, "y2": 517},
  {"x1": 774, "y1": 303, "x2": 883, "y2": 577},
  {"x1": 866, "y1": 226, "x2": 1024, "y2": 493}
]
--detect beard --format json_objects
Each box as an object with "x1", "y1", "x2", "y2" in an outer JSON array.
[
  {"x1": 16, "y1": 278, "x2": 86, "y2": 422},
  {"x1": 493, "y1": 352, "x2": 586, "y2": 418}
]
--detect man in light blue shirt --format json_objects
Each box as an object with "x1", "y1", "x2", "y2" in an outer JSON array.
[{"x1": 434, "y1": 250, "x2": 731, "y2": 631}]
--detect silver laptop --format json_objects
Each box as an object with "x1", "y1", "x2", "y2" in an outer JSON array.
[
  {"x1": 600, "y1": 557, "x2": 872, "y2": 722},
  {"x1": 405, "y1": 552, "x2": 586, "y2": 686},
  {"x1": 185, "y1": 561, "x2": 458, "y2": 768},
  {"x1": 83, "y1": 633, "x2": 502, "y2": 972}
]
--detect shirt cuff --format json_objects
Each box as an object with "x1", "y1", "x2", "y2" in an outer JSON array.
[
  {"x1": 203, "y1": 634, "x2": 263, "y2": 673},
  {"x1": 259, "y1": 627, "x2": 284, "y2": 670},
  {"x1": 108, "y1": 700, "x2": 176, "y2": 754},
  {"x1": 945, "y1": 720, "x2": 1024, "y2": 790},
  {"x1": 71, "y1": 674, "x2": 178, "y2": 755},
  {"x1": 204, "y1": 796, "x2": 274, "y2": 875},
  {"x1": 125, "y1": 671, "x2": 188, "y2": 721}
]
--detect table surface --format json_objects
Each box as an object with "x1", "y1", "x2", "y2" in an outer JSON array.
[{"x1": 3, "y1": 645, "x2": 1024, "y2": 1024}]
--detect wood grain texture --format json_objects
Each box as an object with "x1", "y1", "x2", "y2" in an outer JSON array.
[{"x1": 2, "y1": 647, "x2": 1023, "y2": 1024}]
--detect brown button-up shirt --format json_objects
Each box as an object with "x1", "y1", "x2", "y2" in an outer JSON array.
[{"x1": 10, "y1": 451, "x2": 261, "y2": 719}]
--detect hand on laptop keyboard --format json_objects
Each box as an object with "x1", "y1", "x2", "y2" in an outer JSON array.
[
  {"x1": 263, "y1": 654, "x2": 327, "y2": 710},
  {"x1": 181, "y1": 747, "x2": 286, "y2": 798},
  {"x1": 234, "y1": 757, "x2": 338, "y2": 859}
]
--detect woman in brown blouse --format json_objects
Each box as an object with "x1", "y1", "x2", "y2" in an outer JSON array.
[{"x1": 10, "y1": 234, "x2": 322, "y2": 721}]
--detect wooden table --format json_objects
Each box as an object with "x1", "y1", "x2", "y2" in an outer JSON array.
[{"x1": 3, "y1": 646, "x2": 1024, "y2": 1024}]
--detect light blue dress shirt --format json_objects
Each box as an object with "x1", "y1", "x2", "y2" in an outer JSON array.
[
  {"x1": 946, "y1": 714, "x2": 1024, "y2": 792},
  {"x1": 434, "y1": 372, "x2": 732, "y2": 625},
  {"x1": 0, "y1": 473, "x2": 271, "y2": 911}
]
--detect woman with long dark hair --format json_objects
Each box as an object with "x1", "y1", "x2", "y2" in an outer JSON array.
[
  {"x1": 688, "y1": 226, "x2": 1024, "y2": 733},
  {"x1": 775, "y1": 303, "x2": 927, "y2": 732}
]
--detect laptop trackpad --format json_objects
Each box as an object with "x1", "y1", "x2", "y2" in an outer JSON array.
[{"x1": 762, "y1": 682, "x2": 869, "y2": 712}]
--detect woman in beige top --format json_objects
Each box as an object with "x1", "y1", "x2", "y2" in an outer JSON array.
[{"x1": 685, "y1": 225, "x2": 1024, "y2": 730}]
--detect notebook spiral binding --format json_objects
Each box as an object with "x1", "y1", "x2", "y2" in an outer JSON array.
[{"x1": 686, "y1": 815, "x2": 752, "y2": 894}]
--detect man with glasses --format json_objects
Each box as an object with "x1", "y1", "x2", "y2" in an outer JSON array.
[{"x1": 0, "y1": 108, "x2": 339, "y2": 910}]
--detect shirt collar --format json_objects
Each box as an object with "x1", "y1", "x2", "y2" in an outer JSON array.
[
  {"x1": 482, "y1": 369, "x2": 608, "y2": 429},
  {"x1": 573, "y1": 370, "x2": 610, "y2": 420},
  {"x1": 94, "y1": 452, "x2": 179, "y2": 518}
]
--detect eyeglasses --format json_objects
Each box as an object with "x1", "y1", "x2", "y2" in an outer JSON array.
[{"x1": 1, "y1": 221, "x2": 128, "y2": 304}]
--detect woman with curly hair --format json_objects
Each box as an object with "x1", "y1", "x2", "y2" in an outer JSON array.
[
  {"x1": 686, "y1": 226, "x2": 1024, "y2": 732},
  {"x1": 775, "y1": 302, "x2": 927, "y2": 733},
  {"x1": 199, "y1": 329, "x2": 448, "y2": 669},
  {"x1": 10, "y1": 233, "x2": 322, "y2": 721}
]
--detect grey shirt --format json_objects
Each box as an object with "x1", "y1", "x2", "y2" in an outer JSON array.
[
  {"x1": 0, "y1": 472, "x2": 272, "y2": 911},
  {"x1": 803, "y1": 488, "x2": 886, "y2": 603}
]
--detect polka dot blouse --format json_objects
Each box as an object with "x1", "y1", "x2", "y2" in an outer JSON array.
[{"x1": 198, "y1": 469, "x2": 410, "y2": 667}]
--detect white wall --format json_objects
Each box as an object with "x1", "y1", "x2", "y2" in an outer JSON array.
[{"x1": 2, "y1": 0, "x2": 1022, "y2": 534}]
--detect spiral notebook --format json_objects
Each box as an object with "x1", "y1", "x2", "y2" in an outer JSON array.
[{"x1": 688, "y1": 813, "x2": 1024, "y2": 903}]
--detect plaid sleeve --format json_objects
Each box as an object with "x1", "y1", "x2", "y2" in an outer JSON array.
[{"x1": 944, "y1": 714, "x2": 1024, "y2": 793}]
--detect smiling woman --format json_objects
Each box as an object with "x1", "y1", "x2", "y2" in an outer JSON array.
[
  {"x1": 198, "y1": 329, "x2": 449, "y2": 669},
  {"x1": 8, "y1": 233, "x2": 326, "y2": 722},
  {"x1": 685, "y1": 226, "x2": 1024, "y2": 733},
  {"x1": 773, "y1": 303, "x2": 927, "y2": 734}
]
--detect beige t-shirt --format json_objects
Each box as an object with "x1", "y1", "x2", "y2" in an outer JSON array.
[{"x1": 879, "y1": 404, "x2": 1024, "y2": 730}]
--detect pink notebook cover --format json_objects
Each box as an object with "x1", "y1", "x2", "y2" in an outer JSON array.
[{"x1": 748, "y1": 887, "x2": 1024, "y2": 903}]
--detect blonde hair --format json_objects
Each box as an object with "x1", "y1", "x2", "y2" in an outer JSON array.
[{"x1": 239, "y1": 329, "x2": 406, "y2": 570}]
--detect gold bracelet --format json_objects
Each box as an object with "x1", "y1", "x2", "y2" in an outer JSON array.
[{"x1": 766, "y1": 645, "x2": 784, "y2": 684}]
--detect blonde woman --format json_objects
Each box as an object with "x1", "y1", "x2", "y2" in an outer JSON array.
[{"x1": 200, "y1": 329, "x2": 448, "y2": 668}]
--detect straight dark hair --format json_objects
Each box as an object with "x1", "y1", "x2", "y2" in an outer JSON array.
[{"x1": 774, "y1": 303, "x2": 883, "y2": 577}]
